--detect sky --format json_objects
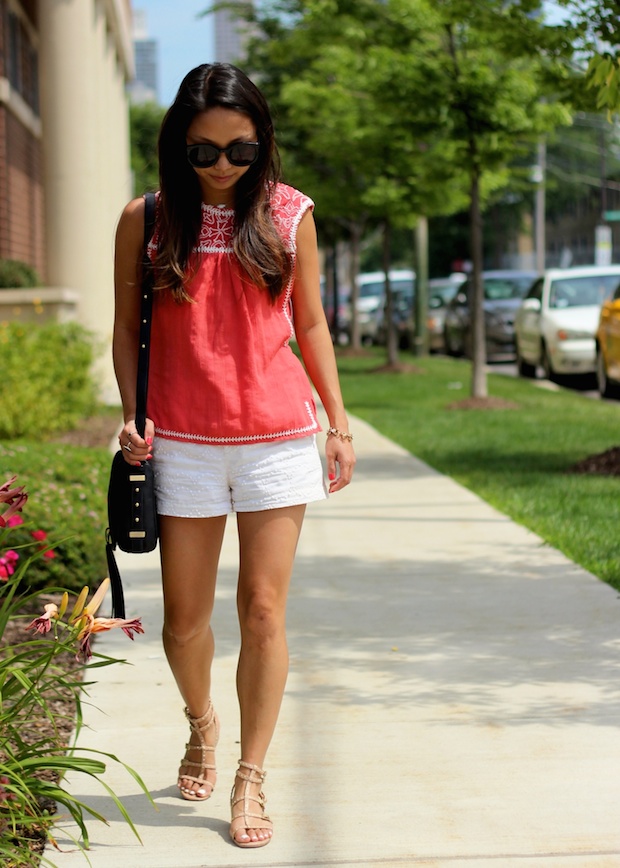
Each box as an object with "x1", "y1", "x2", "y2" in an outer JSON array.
[{"x1": 134, "y1": 1, "x2": 215, "y2": 106}]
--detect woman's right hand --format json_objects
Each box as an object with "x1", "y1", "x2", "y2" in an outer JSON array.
[{"x1": 118, "y1": 418, "x2": 155, "y2": 465}]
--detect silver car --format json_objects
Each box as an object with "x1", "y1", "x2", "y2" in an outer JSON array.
[
  {"x1": 515, "y1": 266, "x2": 620, "y2": 380},
  {"x1": 426, "y1": 275, "x2": 466, "y2": 352},
  {"x1": 444, "y1": 270, "x2": 539, "y2": 361}
]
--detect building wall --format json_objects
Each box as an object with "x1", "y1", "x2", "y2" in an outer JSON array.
[
  {"x1": 38, "y1": 0, "x2": 134, "y2": 401},
  {"x1": 0, "y1": 0, "x2": 133, "y2": 401}
]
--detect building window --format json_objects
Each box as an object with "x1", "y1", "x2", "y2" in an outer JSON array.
[
  {"x1": 7, "y1": 11, "x2": 21, "y2": 93},
  {"x1": 4, "y1": 9, "x2": 40, "y2": 117},
  {"x1": 29, "y1": 47, "x2": 38, "y2": 113}
]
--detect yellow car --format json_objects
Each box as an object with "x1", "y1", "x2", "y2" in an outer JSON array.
[{"x1": 596, "y1": 282, "x2": 620, "y2": 398}]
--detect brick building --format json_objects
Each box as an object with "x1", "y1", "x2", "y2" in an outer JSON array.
[
  {"x1": 0, "y1": 0, "x2": 44, "y2": 276},
  {"x1": 0, "y1": 0, "x2": 134, "y2": 399}
]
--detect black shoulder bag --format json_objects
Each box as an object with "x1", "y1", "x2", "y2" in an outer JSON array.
[{"x1": 106, "y1": 192, "x2": 158, "y2": 618}]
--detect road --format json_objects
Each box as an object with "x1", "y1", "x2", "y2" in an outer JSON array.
[{"x1": 489, "y1": 362, "x2": 601, "y2": 399}]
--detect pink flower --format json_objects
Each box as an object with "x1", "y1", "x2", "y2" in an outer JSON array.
[
  {"x1": 0, "y1": 492, "x2": 27, "y2": 528},
  {"x1": 76, "y1": 617, "x2": 144, "y2": 661},
  {"x1": 30, "y1": 529, "x2": 56, "y2": 560},
  {"x1": 0, "y1": 550, "x2": 19, "y2": 580},
  {"x1": 70, "y1": 578, "x2": 144, "y2": 661},
  {"x1": 26, "y1": 603, "x2": 59, "y2": 635},
  {"x1": 6, "y1": 514, "x2": 23, "y2": 528},
  {"x1": 0, "y1": 476, "x2": 21, "y2": 501}
]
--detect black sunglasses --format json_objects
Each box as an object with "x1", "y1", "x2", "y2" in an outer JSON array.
[{"x1": 186, "y1": 141, "x2": 260, "y2": 168}]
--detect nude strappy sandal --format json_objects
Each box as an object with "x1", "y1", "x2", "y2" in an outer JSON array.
[
  {"x1": 177, "y1": 701, "x2": 219, "y2": 801},
  {"x1": 230, "y1": 760, "x2": 273, "y2": 848}
]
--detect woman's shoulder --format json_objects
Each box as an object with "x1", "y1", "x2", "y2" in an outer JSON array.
[
  {"x1": 116, "y1": 196, "x2": 147, "y2": 250},
  {"x1": 269, "y1": 184, "x2": 314, "y2": 252},
  {"x1": 270, "y1": 182, "x2": 314, "y2": 214}
]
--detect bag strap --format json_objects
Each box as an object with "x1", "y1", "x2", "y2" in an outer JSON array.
[
  {"x1": 135, "y1": 192, "x2": 157, "y2": 438},
  {"x1": 106, "y1": 533, "x2": 125, "y2": 620},
  {"x1": 106, "y1": 193, "x2": 156, "y2": 621}
]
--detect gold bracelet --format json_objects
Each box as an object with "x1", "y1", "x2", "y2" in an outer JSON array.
[{"x1": 326, "y1": 426, "x2": 353, "y2": 442}]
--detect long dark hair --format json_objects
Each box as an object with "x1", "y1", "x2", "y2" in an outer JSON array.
[{"x1": 155, "y1": 63, "x2": 292, "y2": 302}]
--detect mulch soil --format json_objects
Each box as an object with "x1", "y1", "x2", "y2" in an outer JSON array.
[
  {"x1": 568, "y1": 446, "x2": 620, "y2": 477},
  {"x1": 1, "y1": 600, "x2": 84, "y2": 865}
]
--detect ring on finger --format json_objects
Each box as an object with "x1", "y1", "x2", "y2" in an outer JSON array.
[{"x1": 122, "y1": 443, "x2": 133, "y2": 452}]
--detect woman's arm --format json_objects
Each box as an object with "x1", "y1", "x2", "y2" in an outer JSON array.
[
  {"x1": 291, "y1": 210, "x2": 355, "y2": 492},
  {"x1": 113, "y1": 196, "x2": 154, "y2": 464}
]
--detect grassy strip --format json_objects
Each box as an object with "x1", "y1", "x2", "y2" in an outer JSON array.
[{"x1": 337, "y1": 352, "x2": 620, "y2": 592}]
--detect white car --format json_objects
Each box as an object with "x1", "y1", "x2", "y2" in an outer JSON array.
[
  {"x1": 515, "y1": 266, "x2": 620, "y2": 380},
  {"x1": 354, "y1": 270, "x2": 415, "y2": 344}
]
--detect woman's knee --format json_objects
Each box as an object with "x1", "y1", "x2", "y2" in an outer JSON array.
[
  {"x1": 163, "y1": 609, "x2": 212, "y2": 646},
  {"x1": 238, "y1": 593, "x2": 285, "y2": 645}
]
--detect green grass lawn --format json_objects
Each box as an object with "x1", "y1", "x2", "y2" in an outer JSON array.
[{"x1": 337, "y1": 352, "x2": 620, "y2": 592}]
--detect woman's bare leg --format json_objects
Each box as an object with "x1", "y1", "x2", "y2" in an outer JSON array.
[
  {"x1": 231, "y1": 504, "x2": 305, "y2": 845},
  {"x1": 159, "y1": 514, "x2": 227, "y2": 797}
]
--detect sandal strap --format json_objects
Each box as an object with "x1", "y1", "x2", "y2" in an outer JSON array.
[
  {"x1": 181, "y1": 774, "x2": 215, "y2": 791},
  {"x1": 230, "y1": 759, "x2": 272, "y2": 835},
  {"x1": 183, "y1": 741, "x2": 215, "y2": 753},
  {"x1": 184, "y1": 700, "x2": 216, "y2": 732},
  {"x1": 181, "y1": 759, "x2": 216, "y2": 771},
  {"x1": 236, "y1": 760, "x2": 266, "y2": 783},
  {"x1": 178, "y1": 700, "x2": 219, "y2": 799},
  {"x1": 231, "y1": 791, "x2": 266, "y2": 810}
]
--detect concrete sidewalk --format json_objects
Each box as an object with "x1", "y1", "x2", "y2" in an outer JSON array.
[{"x1": 46, "y1": 416, "x2": 620, "y2": 868}]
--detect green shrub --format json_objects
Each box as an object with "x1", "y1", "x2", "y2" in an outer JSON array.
[
  {"x1": 0, "y1": 444, "x2": 110, "y2": 594},
  {"x1": 0, "y1": 258, "x2": 40, "y2": 288},
  {"x1": 0, "y1": 322, "x2": 99, "y2": 439}
]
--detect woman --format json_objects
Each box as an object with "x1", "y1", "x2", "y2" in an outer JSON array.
[{"x1": 113, "y1": 63, "x2": 355, "y2": 849}]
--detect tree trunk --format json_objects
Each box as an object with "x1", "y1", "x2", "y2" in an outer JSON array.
[
  {"x1": 469, "y1": 168, "x2": 487, "y2": 398},
  {"x1": 348, "y1": 225, "x2": 362, "y2": 350},
  {"x1": 383, "y1": 220, "x2": 398, "y2": 366},
  {"x1": 324, "y1": 243, "x2": 336, "y2": 339},
  {"x1": 413, "y1": 215, "x2": 429, "y2": 357}
]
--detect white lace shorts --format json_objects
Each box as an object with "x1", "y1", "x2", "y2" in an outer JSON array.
[{"x1": 152, "y1": 434, "x2": 328, "y2": 517}]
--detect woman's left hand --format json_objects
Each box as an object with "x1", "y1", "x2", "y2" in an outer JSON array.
[
  {"x1": 118, "y1": 418, "x2": 154, "y2": 466},
  {"x1": 326, "y1": 437, "x2": 356, "y2": 494}
]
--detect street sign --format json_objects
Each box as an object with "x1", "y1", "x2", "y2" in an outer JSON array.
[
  {"x1": 596, "y1": 224, "x2": 613, "y2": 265},
  {"x1": 604, "y1": 210, "x2": 620, "y2": 221}
]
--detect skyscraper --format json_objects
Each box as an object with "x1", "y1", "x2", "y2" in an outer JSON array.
[
  {"x1": 127, "y1": 9, "x2": 159, "y2": 104},
  {"x1": 213, "y1": 1, "x2": 254, "y2": 65}
]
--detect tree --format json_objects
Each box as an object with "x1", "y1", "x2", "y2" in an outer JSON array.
[
  {"x1": 130, "y1": 102, "x2": 166, "y2": 196},
  {"x1": 237, "y1": 0, "x2": 468, "y2": 361},
  {"x1": 561, "y1": 0, "x2": 620, "y2": 114},
  {"x1": 207, "y1": 1, "x2": 575, "y2": 388},
  {"x1": 427, "y1": 0, "x2": 574, "y2": 397}
]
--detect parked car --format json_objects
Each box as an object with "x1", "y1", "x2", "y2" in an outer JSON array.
[
  {"x1": 353, "y1": 270, "x2": 415, "y2": 345},
  {"x1": 426, "y1": 274, "x2": 467, "y2": 352},
  {"x1": 320, "y1": 276, "x2": 351, "y2": 345},
  {"x1": 595, "y1": 276, "x2": 620, "y2": 397},
  {"x1": 443, "y1": 270, "x2": 538, "y2": 361},
  {"x1": 374, "y1": 281, "x2": 417, "y2": 348},
  {"x1": 515, "y1": 266, "x2": 620, "y2": 381}
]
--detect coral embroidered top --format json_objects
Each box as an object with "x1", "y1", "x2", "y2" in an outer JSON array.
[{"x1": 146, "y1": 183, "x2": 321, "y2": 445}]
